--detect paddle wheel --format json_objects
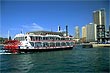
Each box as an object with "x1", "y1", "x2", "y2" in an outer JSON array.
[{"x1": 4, "y1": 40, "x2": 21, "y2": 53}]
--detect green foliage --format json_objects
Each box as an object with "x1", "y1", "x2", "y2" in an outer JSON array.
[{"x1": 0, "y1": 37, "x2": 8, "y2": 44}]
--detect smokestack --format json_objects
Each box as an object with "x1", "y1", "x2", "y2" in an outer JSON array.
[
  {"x1": 66, "y1": 25, "x2": 68, "y2": 36},
  {"x1": 58, "y1": 25, "x2": 61, "y2": 32}
]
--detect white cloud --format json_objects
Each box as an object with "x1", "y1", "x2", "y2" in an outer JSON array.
[{"x1": 22, "y1": 23, "x2": 44, "y2": 31}]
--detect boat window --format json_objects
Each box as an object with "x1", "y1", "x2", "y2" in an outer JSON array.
[
  {"x1": 30, "y1": 36, "x2": 34, "y2": 41},
  {"x1": 58, "y1": 38, "x2": 60, "y2": 40},
  {"x1": 30, "y1": 42, "x2": 34, "y2": 46},
  {"x1": 36, "y1": 37, "x2": 39, "y2": 40},
  {"x1": 56, "y1": 42, "x2": 60, "y2": 46},
  {"x1": 46, "y1": 37, "x2": 48, "y2": 40},
  {"x1": 43, "y1": 37, "x2": 47, "y2": 40},
  {"x1": 50, "y1": 42, "x2": 55, "y2": 47},
  {"x1": 35, "y1": 42, "x2": 42, "y2": 47},
  {"x1": 71, "y1": 42, "x2": 74, "y2": 46},
  {"x1": 66, "y1": 42, "x2": 70, "y2": 46},
  {"x1": 43, "y1": 42, "x2": 49, "y2": 47},
  {"x1": 14, "y1": 37, "x2": 25, "y2": 41},
  {"x1": 30, "y1": 36, "x2": 38, "y2": 41},
  {"x1": 61, "y1": 42, "x2": 66, "y2": 46},
  {"x1": 30, "y1": 42, "x2": 42, "y2": 47}
]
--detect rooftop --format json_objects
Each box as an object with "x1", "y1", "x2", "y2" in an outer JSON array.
[{"x1": 26, "y1": 31, "x2": 66, "y2": 36}]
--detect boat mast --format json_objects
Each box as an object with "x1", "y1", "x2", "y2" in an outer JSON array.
[{"x1": 8, "y1": 31, "x2": 9, "y2": 40}]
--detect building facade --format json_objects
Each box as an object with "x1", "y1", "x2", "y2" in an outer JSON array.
[
  {"x1": 93, "y1": 8, "x2": 106, "y2": 43},
  {"x1": 75, "y1": 26, "x2": 80, "y2": 39},
  {"x1": 82, "y1": 26, "x2": 86, "y2": 38},
  {"x1": 86, "y1": 23, "x2": 97, "y2": 42},
  {"x1": 82, "y1": 26, "x2": 86, "y2": 42},
  {"x1": 93, "y1": 8, "x2": 106, "y2": 26}
]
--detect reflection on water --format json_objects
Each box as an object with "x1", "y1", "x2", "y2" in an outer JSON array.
[{"x1": 0, "y1": 47, "x2": 110, "y2": 72}]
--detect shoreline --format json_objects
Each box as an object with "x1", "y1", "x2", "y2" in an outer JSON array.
[{"x1": 80, "y1": 43, "x2": 110, "y2": 48}]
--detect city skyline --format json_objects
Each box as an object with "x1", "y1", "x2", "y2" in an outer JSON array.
[
  {"x1": 82, "y1": 8, "x2": 106, "y2": 43},
  {"x1": 1, "y1": 0, "x2": 109, "y2": 38}
]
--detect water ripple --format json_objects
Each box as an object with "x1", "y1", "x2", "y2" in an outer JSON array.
[{"x1": 0, "y1": 47, "x2": 110, "y2": 72}]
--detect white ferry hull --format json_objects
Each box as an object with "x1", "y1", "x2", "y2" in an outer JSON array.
[{"x1": 18, "y1": 47, "x2": 73, "y2": 53}]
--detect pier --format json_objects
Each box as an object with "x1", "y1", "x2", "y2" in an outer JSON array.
[
  {"x1": 92, "y1": 44, "x2": 110, "y2": 48},
  {"x1": 81, "y1": 43, "x2": 110, "y2": 48}
]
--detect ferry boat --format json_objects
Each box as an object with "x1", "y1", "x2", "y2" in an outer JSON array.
[{"x1": 4, "y1": 31, "x2": 75, "y2": 53}]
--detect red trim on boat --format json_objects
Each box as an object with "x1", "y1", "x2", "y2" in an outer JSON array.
[{"x1": 4, "y1": 40, "x2": 21, "y2": 53}]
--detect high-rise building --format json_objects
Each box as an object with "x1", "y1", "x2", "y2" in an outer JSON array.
[
  {"x1": 93, "y1": 8, "x2": 106, "y2": 26},
  {"x1": 93, "y1": 8, "x2": 106, "y2": 43},
  {"x1": 75, "y1": 26, "x2": 80, "y2": 39},
  {"x1": 82, "y1": 26, "x2": 86, "y2": 38},
  {"x1": 86, "y1": 23, "x2": 97, "y2": 42},
  {"x1": 82, "y1": 26, "x2": 87, "y2": 42}
]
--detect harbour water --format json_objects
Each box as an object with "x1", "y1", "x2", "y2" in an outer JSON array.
[{"x1": 0, "y1": 45, "x2": 110, "y2": 72}]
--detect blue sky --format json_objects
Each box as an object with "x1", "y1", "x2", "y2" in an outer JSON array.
[{"x1": 1, "y1": 0, "x2": 109, "y2": 38}]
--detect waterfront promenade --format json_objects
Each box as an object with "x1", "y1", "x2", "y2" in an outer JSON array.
[
  {"x1": 81, "y1": 43, "x2": 110, "y2": 48},
  {"x1": 92, "y1": 44, "x2": 110, "y2": 48}
]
